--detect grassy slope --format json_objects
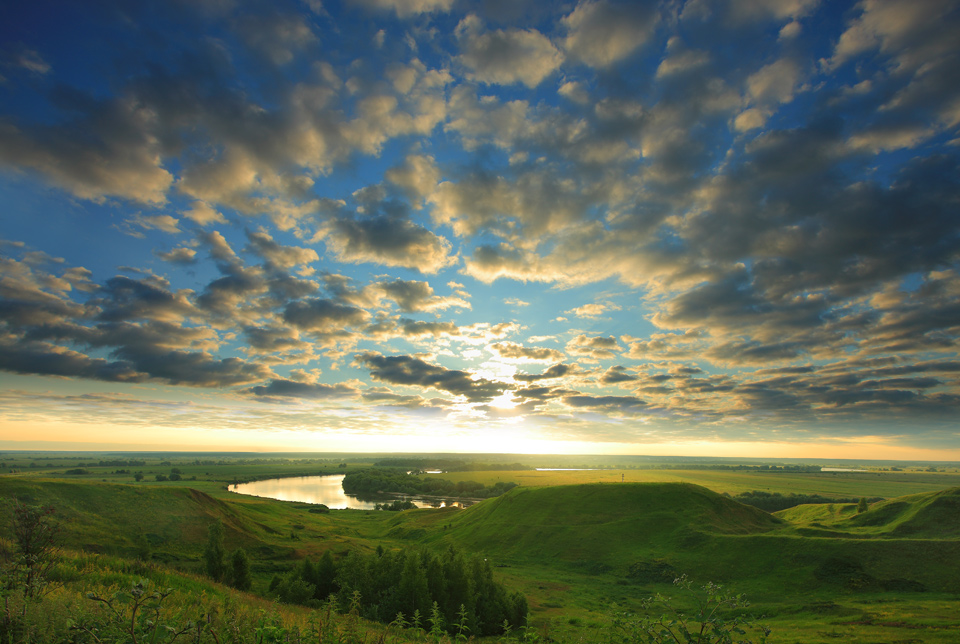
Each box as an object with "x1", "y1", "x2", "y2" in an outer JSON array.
[
  {"x1": 4, "y1": 476, "x2": 960, "y2": 643},
  {"x1": 776, "y1": 486, "x2": 960, "y2": 538}
]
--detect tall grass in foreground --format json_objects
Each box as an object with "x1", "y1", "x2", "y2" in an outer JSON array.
[{"x1": 1, "y1": 548, "x2": 770, "y2": 644}]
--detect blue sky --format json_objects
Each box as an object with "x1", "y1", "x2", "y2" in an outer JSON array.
[{"x1": 1, "y1": 0, "x2": 959, "y2": 458}]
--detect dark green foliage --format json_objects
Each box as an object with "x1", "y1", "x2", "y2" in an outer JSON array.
[
  {"x1": 857, "y1": 496, "x2": 868, "y2": 513},
  {"x1": 64, "y1": 469, "x2": 89, "y2": 475},
  {"x1": 813, "y1": 557, "x2": 877, "y2": 590},
  {"x1": 316, "y1": 550, "x2": 339, "y2": 599},
  {"x1": 3, "y1": 498, "x2": 61, "y2": 600},
  {"x1": 135, "y1": 530, "x2": 151, "y2": 561},
  {"x1": 272, "y1": 545, "x2": 526, "y2": 636},
  {"x1": 202, "y1": 521, "x2": 227, "y2": 582},
  {"x1": 230, "y1": 548, "x2": 252, "y2": 591},
  {"x1": 1, "y1": 499, "x2": 62, "y2": 643},
  {"x1": 375, "y1": 499, "x2": 417, "y2": 511},
  {"x1": 734, "y1": 490, "x2": 881, "y2": 512},
  {"x1": 626, "y1": 560, "x2": 678, "y2": 583},
  {"x1": 133, "y1": 472, "x2": 144, "y2": 481},
  {"x1": 342, "y1": 469, "x2": 517, "y2": 500}
]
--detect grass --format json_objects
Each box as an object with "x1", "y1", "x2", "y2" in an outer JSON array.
[
  {"x1": 3, "y1": 453, "x2": 960, "y2": 643},
  {"x1": 429, "y1": 467, "x2": 960, "y2": 498}
]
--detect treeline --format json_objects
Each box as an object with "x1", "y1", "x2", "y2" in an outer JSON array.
[
  {"x1": 269, "y1": 546, "x2": 527, "y2": 636},
  {"x1": 342, "y1": 469, "x2": 518, "y2": 499},
  {"x1": 658, "y1": 464, "x2": 822, "y2": 472},
  {"x1": 374, "y1": 458, "x2": 533, "y2": 472},
  {"x1": 733, "y1": 490, "x2": 883, "y2": 512},
  {"x1": 71, "y1": 459, "x2": 148, "y2": 467}
]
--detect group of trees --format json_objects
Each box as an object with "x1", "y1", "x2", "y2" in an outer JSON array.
[
  {"x1": 342, "y1": 469, "x2": 518, "y2": 500},
  {"x1": 269, "y1": 545, "x2": 527, "y2": 637},
  {"x1": 202, "y1": 522, "x2": 252, "y2": 591}
]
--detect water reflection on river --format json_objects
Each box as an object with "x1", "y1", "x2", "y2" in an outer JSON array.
[{"x1": 230, "y1": 474, "x2": 459, "y2": 510}]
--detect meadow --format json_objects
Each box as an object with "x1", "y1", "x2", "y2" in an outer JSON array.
[{"x1": 1, "y1": 451, "x2": 959, "y2": 643}]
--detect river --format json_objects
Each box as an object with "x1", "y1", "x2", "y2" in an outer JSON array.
[{"x1": 230, "y1": 474, "x2": 461, "y2": 509}]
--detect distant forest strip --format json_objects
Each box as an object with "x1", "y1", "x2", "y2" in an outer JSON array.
[
  {"x1": 342, "y1": 469, "x2": 517, "y2": 499},
  {"x1": 658, "y1": 464, "x2": 823, "y2": 472},
  {"x1": 733, "y1": 490, "x2": 883, "y2": 512},
  {"x1": 374, "y1": 458, "x2": 533, "y2": 471}
]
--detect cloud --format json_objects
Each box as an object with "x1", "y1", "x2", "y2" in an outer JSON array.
[
  {"x1": 155, "y1": 247, "x2": 198, "y2": 265},
  {"x1": 94, "y1": 275, "x2": 196, "y2": 323},
  {"x1": 182, "y1": 201, "x2": 227, "y2": 226},
  {"x1": 283, "y1": 298, "x2": 371, "y2": 332},
  {"x1": 126, "y1": 214, "x2": 182, "y2": 235},
  {"x1": 562, "y1": 393, "x2": 647, "y2": 412},
  {"x1": 430, "y1": 167, "x2": 597, "y2": 238},
  {"x1": 355, "y1": 352, "x2": 506, "y2": 402},
  {"x1": 566, "y1": 302, "x2": 622, "y2": 318},
  {"x1": 349, "y1": 0, "x2": 455, "y2": 17},
  {"x1": 247, "y1": 378, "x2": 358, "y2": 400},
  {"x1": 827, "y1": 0, "x2": 958, "y2": 72},
  {"x1": 15, "y1": 50, "x2": 51, "y2": 75},
  {"x1": 374, "y1": 279, "x2": 470, "y2": 312},
  {"x1": 0, "y1": 99, "x2": 174, "y2": 205},
  {"x1": 565, "y1": 334, "x2": 621, "y2": 360},
  {"x1": 324, "y1": 215, "x2": 455, "y2": 273},
  {"x1": 234, "y1": 12, "x2": 317, "y2": 66},
  {"x1": 514, "y1": 363, "x2": 574, "y2": 383},
  {"x1": 488, "y1": 341, "x2": 564, "y2": 363},
  {"x1": 385, "y1": 154, "x2": 441, "y2": 205},
  {"x1": 599, "y1": 365, "x2": 638, "y2": 385},
  {"x1": 562, "y1": 0, "x2": 659, "y2": 68},
  {"x1": 244, "y1": 229, "x2": 319, "y2": 269},
  {"x1": 455, "y1": 15, "x2": 563, "y2": 87},
  {"x1": 361, "y1": 387, "x2": 437, "y2": 409}
]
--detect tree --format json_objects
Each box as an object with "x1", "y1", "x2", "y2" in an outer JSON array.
[
  {"x1": 316, "y1": 550, "x2": 338, "y2": 599},
  {"x1": 134, "y1": 472, "x2": 144, "y2": 481},
  {"x1": 397, "y1": 552, "x2": 431, "y2": 621},
  {"x1": 230, "y1": 548, "x2": 252, "y2": 591},
  {"x1": 203, "y1": 521, "x2": 227, "y2": 582},
  {"x1": 857, "y1": 497, "x2": 868, "y2": 513},
  {"x1": 4, "y1": 498, "x2": 61, "y2": 599}
]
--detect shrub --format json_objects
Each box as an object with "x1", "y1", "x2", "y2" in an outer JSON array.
[{"x1": 609, "y1": 575, "x2": 770, "y2": 644}]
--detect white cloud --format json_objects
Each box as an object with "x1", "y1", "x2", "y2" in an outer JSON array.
[
  {"x1": 563, "y1": 0, "x2": 659, "y2": 68},
  {"x1": 456, "y1": 15, "x2": 563, "y2": 88}
]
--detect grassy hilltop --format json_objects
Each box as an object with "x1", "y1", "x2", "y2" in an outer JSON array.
[{"x1": 2, "y1": 456, "x2": 960, "y2": 643}]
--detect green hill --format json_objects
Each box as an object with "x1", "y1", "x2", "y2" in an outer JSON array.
[
  {"x1": 386, "y1": 482, "x2": 783, "y2": 578},
  {"x1": 775, "y1": 486, "x2": 960, "y2": 539},
  {"x1": 0, "y1": 478, "x2": 295, "y2": 564},
  {"x1": 377, "y1": 482, "x2": 960, "y2": 594}
]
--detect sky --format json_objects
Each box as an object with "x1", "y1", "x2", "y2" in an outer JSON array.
[{"x1": 1, "y1": 0, "x2": 959, "y2": 459}]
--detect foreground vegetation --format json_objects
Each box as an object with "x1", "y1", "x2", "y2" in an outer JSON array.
[{"x1": 2, "y1": 451, "x2": 959, "y2": 643}]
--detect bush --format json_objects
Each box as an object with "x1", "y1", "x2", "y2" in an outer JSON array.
[{"x1": 609, "y1": 575, "x2": 770, "y2": 644}]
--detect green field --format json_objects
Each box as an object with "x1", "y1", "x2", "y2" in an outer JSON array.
[{"x1": 2, "y1": 452, "x2": 959, "y2": 643}]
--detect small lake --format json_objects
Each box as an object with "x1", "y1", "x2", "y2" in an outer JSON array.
[{"x1": 230, "y1": 474, "x2": 460, "y2": 510}]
